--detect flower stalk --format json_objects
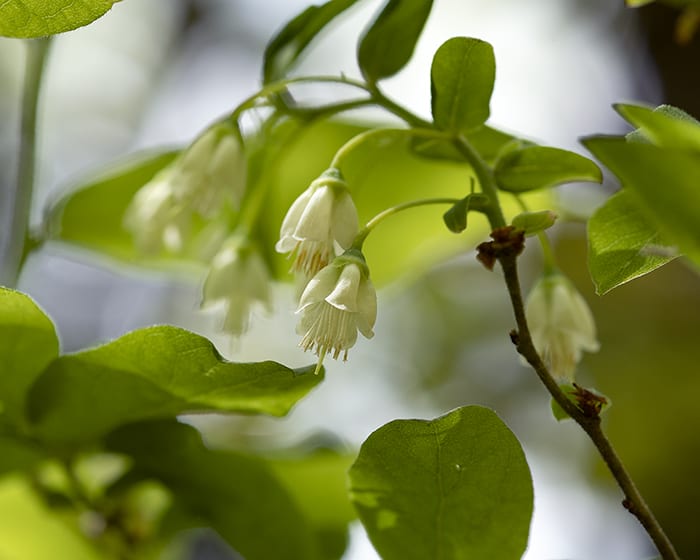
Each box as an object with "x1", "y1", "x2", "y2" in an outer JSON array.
[{"x1": 2, "y1": 38, "x2": 51, "y2": 287}]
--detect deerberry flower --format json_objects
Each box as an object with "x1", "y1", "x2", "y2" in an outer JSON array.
[
  {"x1": 525, "y1": 273, "x2": 600, "y2": 382},
  {"x1": 124, "y1": 122, "x2": 246, "y2": 254},
  {"x1": 275, "y1": 168, "x2": 359, "y2": 277},
  {"x1": 201, "y1": 236, "x2": 272, "y2": 336},
  {"x1": 296, "y1": 250, "x2": 376, "y2": 372}
]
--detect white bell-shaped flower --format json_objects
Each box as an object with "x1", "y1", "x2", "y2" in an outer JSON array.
[
  {"x1": 202, "y1": 236, "x2": 272, "y2": 336},
  {"x1": 525, "y1": 273, "x2": 600, "y2": 382},
  {"x1": 276, "y1": 168, "x2": 359, "y2": 277},
  {"x1": 296, "y1": 251, "x2": 376, "y2": 372},
  {"x1": 125, "y1": 122, "x2": 246, "y2": 254}
]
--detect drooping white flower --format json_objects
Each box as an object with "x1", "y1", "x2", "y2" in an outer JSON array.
[
  {"x1": 201, "y1": 236, "x2": 272, "y2": 336},
  {"x1": 525, "y1": 273, "x2": 600, "y2": 382},
  {"x1": 296, "y1": 251, "x2": 376, "y2": 372},
  {"x1": 124, "y1": 122, "x2": 246, "y2": 255},
  {"x1": 276, "y1": 168, "x2": 359, "y2": 277},
  {"x1": 123, "y1": 170, "x2": 190, "y2": 254}
]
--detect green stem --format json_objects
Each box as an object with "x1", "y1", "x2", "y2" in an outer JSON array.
[
  {"x1": 2, "y1": 38, "x2": 51, "y2": 287},
  {"x1": 452, "y1": 134, "x2": 506, "y2": 228},
  {"x1": 353, "y1": 197, "x2": 460, "y2": 249},
  {"x1": 365, "y1": 84, "x2": 433, "y2": 129},
  {"x1": 498, "y1": 253, "x2": 679, "y2": 560}
]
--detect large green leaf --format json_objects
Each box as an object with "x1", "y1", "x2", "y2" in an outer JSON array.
[
  {"x1": 588, "y1": 190, "x2": 677, "y2": 295},
  {"x1": 107, "y1": 420, "x2": 318, "y2": 560},
  {"x1": 27, "y1": 325, "x2": 321, "y2": 445},
  {"x1": 357, "y1": 0, "x2": 433, "y2": 84},
  {"x1": 584, "y1": 136, "x2": 700, "y2": 269},
  {"x1": 46, "y1": 149, "x2": 183, "y2": 267},
  {"x1": 348, "y1": 406, "x2": 533, "y2": 560},
  {"x1": 0, "y1": 288, "x2": 59, "y2": 426},
  {"x1": 269, "y1": 450, "x2": 357, "y2": 559},
  {"x1": 0, "y1": 0, "x2": 120, "y2": 38},
  {"x1": 431, "y1": 37, "x2": 495, "y2": 134},
  {"x1": 494, "y1": 146, "x2": 602, "y2": 193},
  {"x1": 616, "y1": 103, "x2": 700, "y2": 152},
  {"x1": 263, "y1": 0, "x2": 361, "y2": 83}
]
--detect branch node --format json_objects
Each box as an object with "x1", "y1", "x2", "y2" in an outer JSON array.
[
  {"x1": 476, "y1": 226, "x2": 525, "y2": 270},
  {"x1": 509, "y1": 329, "x2": 519, "y2": 346}
]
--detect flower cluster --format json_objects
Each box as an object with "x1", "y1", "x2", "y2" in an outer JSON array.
[
  {"x1": 525, "y1": 273, "x2": 600, "y2": 382},
  {"x1": 124, "y1": 122, "x2": 246, "y2": 255},
  {"x1": 201, "y1": 235, "x2": 272, "y2": 336},
  {"x1": 295, "y1": 250, "x2": 377, "y2": 372},
  {"x1": 275, "y1": 168, "x2": 358, "y2": 278}
]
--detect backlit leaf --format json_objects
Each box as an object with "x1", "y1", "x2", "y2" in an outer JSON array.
[
  {"x1": 431, "y1": 37, "x2": 495, "y2": 133},
  {"x1": 0, "y1": 0, "x2": 120, "y2": 38},
  {"x1": 348, "y1": 406, "x2": 533, "y2": 560},
  {"x1": 357, "y1": 0, "x2": 433, "y2": 83},
  {"x1": 27, "y1": 326, "x2": 321, "y2": 445}
]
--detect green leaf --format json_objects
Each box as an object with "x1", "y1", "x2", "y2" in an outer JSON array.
[
  {"x1": 357, "y1": 0, "x2": 433, "y2": 83},
  {"x1": 46, "y1": 149, "x2": 186, "y2": 267},
  {"x1": 348, "y1": 406, "x2": 533, "y2": 560},
  {"x1": 511, "y1": 209, "x2": 557, "y2": 236},
  {"x1": 443, "y1": 196, "x2": 471, "y2": 234},
  {"x1": 431, "y1": 37, "x2": 496, "y2": 133},
  {"x1": 269, "y1": 449, "x2": 357, "y2": 559},
  {"x1": 0, "y1": 288, "x2": 59, "y2": 426},
  {"x1": 27, "y1": 325, "x2": 321, "y2": 445},
  {"x1": 617, "y1": 103, "x2": 700, "y2": 152},
  {"x1": 263, "y1": 0, "x2": 360, "y2": 83},
  {"x1": 0, "y1": 435, "x2": 45, "y2": 477},
  {"x1": 0, "y1": 476, "x2": 101, "y2": 559},
  {"x1": 107, "y1": 420, "x2": 318, "y2": 560},
  {"x1": 584, "y1": 136, "x2": 700, "y2": 269},
  {"x1": 411, "y1": 125, "x2": 515, "y2": 164},
  {"x1": 494, "y1": 146, "x2": 602, "y2": 192},
  {"x1": 626, "y1": 0, "x2": 655, "y2": 5},
  {"x1": 0, "y1": 0, "x2": 120, "y2": 38},
  {"x1": 588, "y1": 190, "x2": 676, "y2": 294}
]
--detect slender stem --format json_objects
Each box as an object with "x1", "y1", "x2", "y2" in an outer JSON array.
[
  {"x1": 2, "y1": 38, "x2": 51, "y2": 287},
  {"x1": 498, "y1": 253, "x2": 679, "y2": 560},
  {"x1": 452, "y1": 134, "x2": 506, "y2": 228},
  {"x1": 366, "y1": 84, "x2": 433, "y2": 129},
  {"x1": 512, "y1": 194, "x2": 557, "y2": 273}
]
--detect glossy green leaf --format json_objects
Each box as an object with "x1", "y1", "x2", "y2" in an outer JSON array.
[
  {"x1": 431, "y1": 37, "x2": 495, "y2": 133},
  {"x1": 588, "y1": 190, "x2": 676, "y2": 294},
  {"x1": 269, "y1": 450, "x2": 356, "y2": 559},
  {"x1": 348, "y1": 406, "x2": 533, "y2": 560},
  {"x1": 27, "y1": 325, "x2": 321, "y2": 445},
  {"x1": 584, "y1": 136, "x2": 700, "y2": 269},
  {"x1": 0, "y1": 0, "x2": 120, "y2": 37},
  {"x1": 107, "y1": 420, "x2": 318, "y2": 560},
  {"x1": 46, "y1": 149, "x2": 185, "y2": 267},
  {"x1": 511, "y1": 209, "x2": 557, "y2": 236},
  {"x1": 617, "y1": 103, "x2": 700, "y2": 152},
  {"x1": 263, "y1": 0, "x2": 360, "y2": 83},
  {"x1": 0, "y1": 288, "x2": 58, "y2": 426},
  {"x1": 494, "y1": 146, "x2": 602, "y2": 192},
  {"x1": 357, "y1": 0, "x2": 433, "y2": 83}
]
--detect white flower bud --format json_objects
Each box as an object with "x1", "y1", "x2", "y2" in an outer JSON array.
[
  {"x1": 202, "y1": 236, "x2": 272, "y2": 336},
  {"x1": 525, "y1": 273, "x2": 600, "y2": 381}
]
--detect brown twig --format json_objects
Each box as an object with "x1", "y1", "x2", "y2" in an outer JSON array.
[{"x1": 496, "y1": 250, "x2": 680, "y2": 560}]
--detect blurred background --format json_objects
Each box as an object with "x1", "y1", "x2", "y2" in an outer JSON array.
[{"x1": 1, "y1": 0, "x2": 699, "y2": 558}]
